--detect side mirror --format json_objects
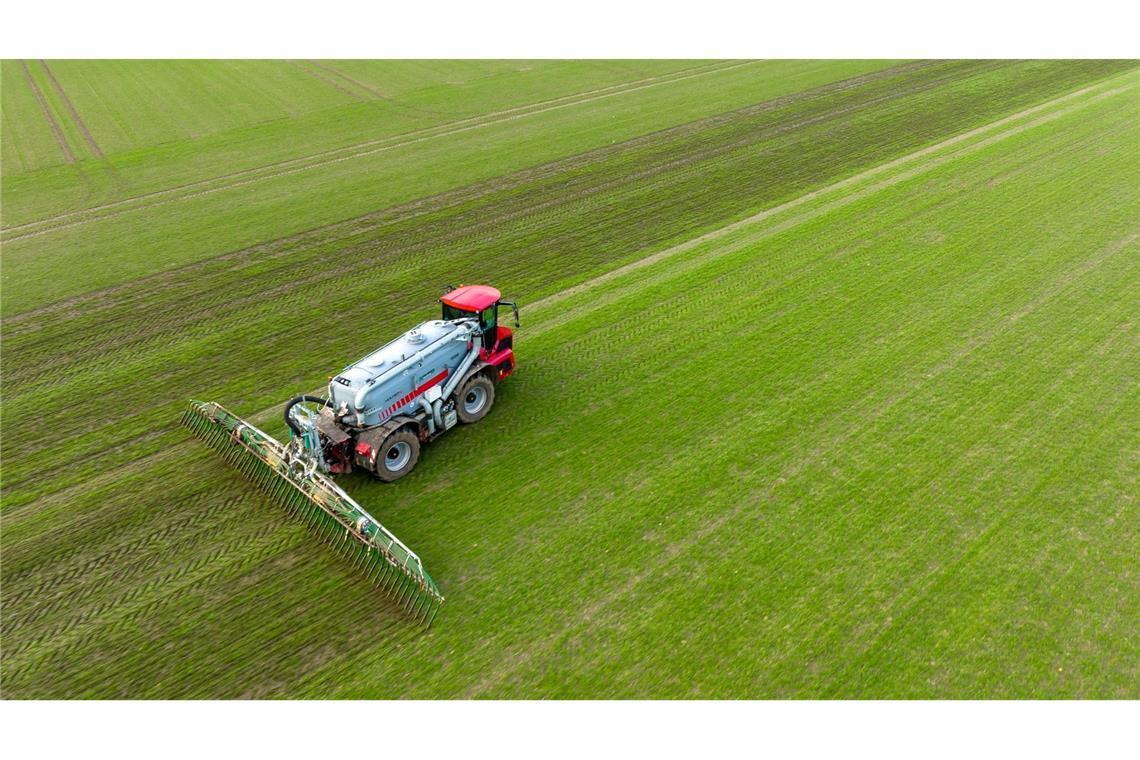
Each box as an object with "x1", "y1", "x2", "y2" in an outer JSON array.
[{"x1": 501, "y1": 300, "x2": 521, "y2": 328}]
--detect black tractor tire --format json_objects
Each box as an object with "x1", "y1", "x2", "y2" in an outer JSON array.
[
  {"x1": 456, "y1": 374, "x2": 495, "y2": 424},
  {"x1": 373, "y1": 429, "x2": 420, "y2": 482}
]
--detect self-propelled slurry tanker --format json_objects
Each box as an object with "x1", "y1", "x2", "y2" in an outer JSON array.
[{"x1": 182, "y1": 285, "x2": 519, "y2": 624}]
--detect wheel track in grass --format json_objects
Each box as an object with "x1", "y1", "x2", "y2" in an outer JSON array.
[
  {"x1": 303, "y1": 60, "x2": 390, "y2": 101},
  {"x1": 39, "y1": 60, "x2": 105, "y2": 160},
  {"x1": 17, "y1": 60, "x2": 75, "y2": 164},
  {"x1": 0, "y1": 59, "x2": 761, "y2": 241},
  {"x1": 2, "y1": 72, "x2": 1130, "y2": 508},
  {"x1": 285, "y1": 59, "x2": 366, "y2": 101}
]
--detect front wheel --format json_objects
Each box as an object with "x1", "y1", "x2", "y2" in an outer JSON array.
[
  {"x1": 373, "y1": 429, "x2": 420, "y2": 482},
  {"x1": 456, "y1": 375, "x2": 495, "y2": 424}
]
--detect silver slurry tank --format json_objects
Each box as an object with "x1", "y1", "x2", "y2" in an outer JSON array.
[{"x1": 328, "y1": 319, "x2": 479, "y2": 427}]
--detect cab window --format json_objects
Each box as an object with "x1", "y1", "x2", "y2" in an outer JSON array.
[{"x1": 481, "y1": 306, "x2": 497, "y2": 334}]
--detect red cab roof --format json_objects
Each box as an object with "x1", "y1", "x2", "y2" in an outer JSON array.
[{"x1": 440, "y1": 284, "x2": 501, "y2": 312}]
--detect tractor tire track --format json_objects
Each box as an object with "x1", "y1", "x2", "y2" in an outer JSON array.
[
  {"x1": 286, "y1": 59, "x2": 365, "y2": 100},
  {"x1": 39, "y1": 60, "x2": 105, "y2": 159},
  {"x1": 18, "y1": 60, "x2": 75, "y2": 164},
  {"x1": 304, "y1": 60, "x2": 387, "y2": 100}
]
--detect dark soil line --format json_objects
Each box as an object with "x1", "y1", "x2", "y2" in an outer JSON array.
[
  {"x1": 19, "y1": 61, "x2": 75, "y2": 164},
  {"x1": 39, "y1": 60, "x2": 104, "y2": 159}
]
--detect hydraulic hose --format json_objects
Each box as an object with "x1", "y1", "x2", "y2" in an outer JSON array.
[{"x1": 283, "y1": 395, "x2": 333, "y2": 435}]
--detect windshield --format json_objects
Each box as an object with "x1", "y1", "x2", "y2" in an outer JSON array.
[{"x1": 442, "y1": 303, "x2": 476, "y2": 322}]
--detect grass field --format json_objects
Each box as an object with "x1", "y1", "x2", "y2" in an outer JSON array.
[{"x1": 1, "y1": 60, "x2": 1137, "y2": 698}]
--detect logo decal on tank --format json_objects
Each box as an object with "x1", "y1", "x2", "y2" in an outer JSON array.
[{"x1": 379, "y1": 369, "x2": 449, "y2": 421}]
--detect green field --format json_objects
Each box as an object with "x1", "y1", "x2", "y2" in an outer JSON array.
[{"x1": 1, "y1": 60, "x2": 1137, "y2": 698}]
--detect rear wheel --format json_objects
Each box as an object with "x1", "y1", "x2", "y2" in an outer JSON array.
[
  {"x1": 457, "y1": 375, "x2": 495, "y2": 424},
  {"x1": 373, "y1": 429, "x2": 420, "y2": 482}
]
